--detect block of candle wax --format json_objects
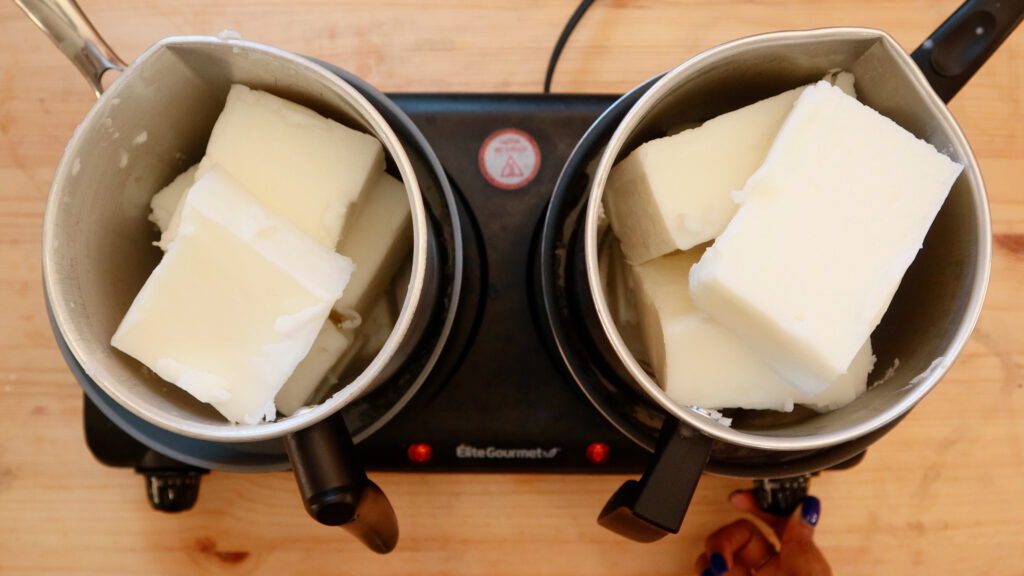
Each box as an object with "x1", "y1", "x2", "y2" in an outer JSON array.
[
  {"x1": 690, "y1": 82, "x2": 962, "y2": 395},
  {"x1": 332, "y1": 172, "x2": 412, "y2": 316},
  {"x1": 275, "y1": 320, "x2": 353, "y2": 416},
  {"x1": 149, "y1": 163, "x2": 198, "y2": 249},
  {"x1": 353, "y1": 295, "x2": 398, "y2": 366},
  {"x1": 197, "y1": 84, "x2": 385, "y2": 248},
  {"x1": 146, "y1": 167, "x2": 372, "y2": 417},
  {"x1": 632, "y1": 251, "x2": 873, "y2": 411},
  {"x1": 112, "y1": 167, "x2": 354, "y2": 424},
  {"x1": 149, "y1": 163, "x2": 198, "y2": 232},
  {"x1": 289, "y1": 329, "x2": 367, "y2": 412},
  {"x1": 605, "y1": 72, "x2": 856, "y2": 264},
  {"x1": 795, "y1": 339, "x2": 874, "y2": 413}
]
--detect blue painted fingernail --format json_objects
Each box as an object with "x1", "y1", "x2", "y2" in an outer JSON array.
[
  {"x1": 700, "y1": 569, "x2": 715, "y2": 576},
  {"x1": 710, "y1": 552, "x2": 728, "y2": 574},
  {"x1": 802, "y1": 495, "x2": 821, "y2": 527}
]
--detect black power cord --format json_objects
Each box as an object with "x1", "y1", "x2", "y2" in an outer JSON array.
[{"x1": 543, "y1": 0, "x2": 597, "y2": 93}]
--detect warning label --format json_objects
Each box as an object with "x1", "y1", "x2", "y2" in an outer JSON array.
[{"x1": 478, "y1": 128, "x2": 540, "y2": 190}]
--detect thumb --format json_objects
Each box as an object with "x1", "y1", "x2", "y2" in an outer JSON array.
[{"x1": 781, "y1": 495, "x2": 821, "y2": 546}]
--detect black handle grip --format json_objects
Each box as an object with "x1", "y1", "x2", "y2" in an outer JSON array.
[
  {"x1": 341, "y1": 480, "x2": 400, "y2": 553},
  {"x1": 284, "y1": 413, "x2": 399, "y2": 554},
  {"x1": 912, "y1": 0, "x2": 1024, "y2": 103},
  {"x1": 597, "y1": 418, "x2": 712, "y2": 542}
]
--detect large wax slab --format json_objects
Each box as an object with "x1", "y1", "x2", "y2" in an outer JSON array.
[
  {"x1": 604, "y1": 73, "x2": 855, "y2": 264},
  {"x1": 112, "y1": 168, "x2": 354, "y2": 424},
  {"x1": 197, "y1": 84, "x2": 385, "y2": 248},
  {"x1": 690, "y1": 82, "x2": 962, "y2": 395},
  {"x1": 632, "y1": 251, "x2": 873, "y2": 412}
]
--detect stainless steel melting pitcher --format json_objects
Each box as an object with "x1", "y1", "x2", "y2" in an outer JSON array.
[
  {"x1": 19, "y1": 0, "x2": 459, "y2": 553},
  {"x1": 543, "y1": 0, "x2": 1022, "y2": 543}
]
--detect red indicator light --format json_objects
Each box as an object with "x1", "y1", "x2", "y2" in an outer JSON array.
[
  {"x1": 585, "y1": 442, "x2": 610, "y2": 464},
  {"x1": 407, "y1": 443, "x2": 432, "y2": 464}
]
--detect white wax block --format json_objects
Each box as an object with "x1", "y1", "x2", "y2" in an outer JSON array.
[
  {"x1": 298, "y1": 331, "x2": 367, "y2": 410},
  {"x1": 632, "y1": 251, "x2": 874, "y2": 411},
  {"x1": 353, "y1": 295, "x2": 397, "y2": 366},
  {"x1": 149, "y1": 164, "x2": 199, "y2": 247},
  {"x1": 198, "y1": 84, "x2": 385, "y2": 248},
  {"x1": 690, "y1": 82, "x2": 962, "y2": 395},
  {"x1": 603, "y1": 88, "x2": 799, "y2": 263},
  {"x1": 606, "y1": 72, "x2": 861, "y2": 264},
  {"x1": 604, "y1": 84, "x2": 808, "y2": 263},
  {"x1": 332, "y1": 173, "x2": 412, "y2": 315},
  {"x1": 633, "y1": 251, "x2": 798, "y2": 411},
  {"x1": 275, "y1": 320, "x2": 353, "y2": 416},
  {"x1": 322, "y1": 333, "x2": 364, "y2": 388},
  {"x1": 795, "y1": 339, "x2": 874, "y2": 412},
  {"x1": 112, "y1": 168, "x2": 355, "y2": 424}
]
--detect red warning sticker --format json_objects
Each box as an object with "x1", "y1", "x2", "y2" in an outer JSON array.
[{"x1": 478, "y1": 128, "x2": 541, "y2": 190}]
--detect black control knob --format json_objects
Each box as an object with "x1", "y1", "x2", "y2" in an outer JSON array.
[
  {"x1": 753, "y1": 475, "x2": 813, "y2": 517},
  {"x1": 142, "y1": 469, "x2": 204, "y2": 512},
  {"x1": 136, "y1": 450, "x2": 208, "y2": 513}
]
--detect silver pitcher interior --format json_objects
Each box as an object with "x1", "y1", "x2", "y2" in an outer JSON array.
[
  {"x1": 42, "y1": 36, "x2": 433, "y2": 443},
  {"x1": 585, "y1": 28, "x2": 991, "y2": 451}
]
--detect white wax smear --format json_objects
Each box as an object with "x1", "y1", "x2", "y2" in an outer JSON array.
[
  {"x1": 692, "y1": 406, "x2": 733, "y2": 427},
  {"x1": 910, "y1": 356, "x2": 947, "y2": 385},
  {"x1": 871, "y1": 358, "x2": 900, "y2": 389},
  {"x1": 335, "y1": 308, "x2": 363, "y2": 330},
  {"x1": 218, "y1": 29, "x2": 244, "y2": 41}
]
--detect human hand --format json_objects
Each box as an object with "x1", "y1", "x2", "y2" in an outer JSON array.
[{"x1": 694, "y1": 491, "x2": 831, "y2": 575}]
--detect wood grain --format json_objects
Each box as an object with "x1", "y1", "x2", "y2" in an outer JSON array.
[{"x1": 1, "y1": 1, "x2": 1022, "y2": 574}]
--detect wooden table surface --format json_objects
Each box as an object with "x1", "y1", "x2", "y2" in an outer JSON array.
[{"x1": 2, "y1": 1, "x2": 1022, "y2": 574}]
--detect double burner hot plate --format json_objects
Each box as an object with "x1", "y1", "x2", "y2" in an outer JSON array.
[{"x1": 77, "y1": 78, "x2": 874, "y2": 512}]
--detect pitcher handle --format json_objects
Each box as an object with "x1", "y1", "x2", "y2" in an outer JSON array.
[
  {"x1": 912, "y1": 0, "x2": 1024, "y2": 103},
  {"x1": 15, "y1": 0, "x2": 126, "y2": 97}
]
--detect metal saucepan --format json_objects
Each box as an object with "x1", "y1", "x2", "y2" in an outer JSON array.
[
  {"x1": 19, "y1": 0, "x2": 460, "y2": 553},
  {"x1": 543, "y1": 0, "x2": 1022, "y2": 542}
]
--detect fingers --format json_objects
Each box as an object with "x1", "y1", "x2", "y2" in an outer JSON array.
[
  {"x1": 694, "y1": 553, "x2": 757, "y2": 576},
  {"x1": 694, "y1": 519, "x2": 776, "y2": 575},
  {"x1": 727, "y1": 490, "x2": 788, "y2": 536},
  {"x1": 694, "y1": 552, "x2": 710, "y2": 575},
  {"x1": 780, "y1": 495, "x2": 820, "y2": 546},
  {"x1": 699, "y1": 494, "x2": 829, "y2": 576},
  {"x1": 763, "y1": 496, "x2": 831, "y2": 576}
]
